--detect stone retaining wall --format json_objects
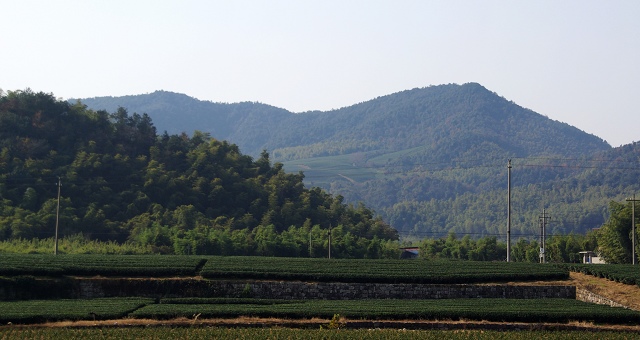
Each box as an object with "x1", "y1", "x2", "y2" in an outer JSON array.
[
  {"x1": 75, "y1": 279, "x2": 576, "y2": 300},
  {"x1": 576, "y1": 288, "x2": 626, "y2": 308}
]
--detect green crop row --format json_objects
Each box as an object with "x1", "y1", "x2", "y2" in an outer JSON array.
[
  {"x1": 159, "y1": 297, "x2": 300, "y2": 305},
  {"x1": 0, "y1": 254, "x2": 206, "y2": 277},
  {"x1": 131, "y1": 298, "x2": 640, "y2": 324},
  {"x1": 1, "y1": 297, "x2": 639, "y2": 326},
  {"x1": 0, "y1": 297, "x2": 154, "y2": 324},
  {"x1": 199, "y1": 257, "x2": 568, "y2": 283},
  {"x1": 0, "y1": 328, "x2": 636, "y2": 340},
  {"x1": 0, "y1": 255, "x2": 568, "y2": 283},
  {"x1": 565, "y1": 264, "x2": 640, "y2": 287}
]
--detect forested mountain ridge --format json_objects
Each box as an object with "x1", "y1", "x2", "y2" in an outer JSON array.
[
  {"x1": 271, "y1": 83, "x2": 610, "y2": 163},
  {"x1": 0, "y1": 89, "x2": 398, "y2": 257},
  {"x1": 78, "y1": 83, "x2": 610, "y2": 161},
  {"x1": 75, "y1": 91, "x2": 293, "y2": 157},
  {"x1": 75, "y1": 83, "x2": 630, "y2": 239}
]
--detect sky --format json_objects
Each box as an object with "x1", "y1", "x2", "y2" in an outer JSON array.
[{"x1": 2, "y1": 1, "x2": 639, "y2": 147}]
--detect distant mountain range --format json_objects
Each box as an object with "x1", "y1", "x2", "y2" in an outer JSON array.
[
  {"x1": 76, "y1": 83, "x2": 640, "y2": 238},
  {"x1": 76, "y1": 83, "x2": 609, "y2": 159}
]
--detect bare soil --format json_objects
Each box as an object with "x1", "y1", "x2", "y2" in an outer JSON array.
[
  {"x1": 570, "y1": 271, "x2": 640, "y2": 311},
  {"x1": 11, "y1": 317, "x2": 640, "y2": 333}
]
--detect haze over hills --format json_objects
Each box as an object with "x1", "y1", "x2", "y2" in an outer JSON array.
[{"x1": 77, "y1": 83, "x2": 640, "y2": 238}]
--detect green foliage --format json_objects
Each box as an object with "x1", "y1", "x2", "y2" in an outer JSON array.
[
  {"x1": 0, "y1": 255, "x2": 567, "y2": 282},
  {"x1": 77, "y1": 84, "x2": 625, "y2": 241},
  {"x1": 325, "y1": 313, "x2": 345, "y2": 329},
  {"x1": 0, "y1": 297, "x2": 154, "y2": 324},
  {"x1": 199, "y1": 256, "x2": 568, "y2": 283},
  {"x1": 565, "y1": 263, "x2": 640, "y2": 287},
  {"x1": 598, "y1": 201, "x2": 637, "y2": 264},
  {"x1": 0, "y1": 254, "x2": 205, "y2": 277},
  {"x1": 0, "y1": 89, "x2": 397, "y2": 257},
  {"x1": 0, "y1": 234, "x2": 153, "y2": 254},
  {"x1": 418, "y1": 233, "x2": 595, "y2": 263},
  {"x1": 131, "y1": 298, "x2": 640, "y2": 324}
]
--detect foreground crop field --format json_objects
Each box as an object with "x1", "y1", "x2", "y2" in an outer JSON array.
[
  {"x1": 133, "y1": 298, "x2": 640, "y2": 324},
  {"x1": 2, "y1": 254, "x2": 639, "y2": 333},
  {"x1": 0, "y1": 328, "x2": 638, "y2": 340},
  {"x1": 1, "y1": 297, "x2": 639, "y2": 325}
]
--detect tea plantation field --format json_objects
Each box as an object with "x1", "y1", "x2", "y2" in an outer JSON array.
[
  {"x1": 0, "y1": 254, "x2": 639, "y2": 334},
  {"x1": 0, "y1": 254, "x2": 567, "y2": 283}
]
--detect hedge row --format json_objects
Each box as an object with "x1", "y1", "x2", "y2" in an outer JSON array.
[
  {"x1": 131, "y1": 298, "x2": 640, "y2": 324},
  {"x1": 565, "y1": 264, "x2": 640, "y2": 287},
  {"x1": 200, "y1": 257, "x2": 569, "y2": 283},
  {"x1": 0, "y1": 255, "x2": 569, "y2": 283},
  {"x1": 0, "y1": 254, "x2": 205, "y2": 277},
  {"x1": 0, "y1": 297, "x2": 153, "y2": 324},
  {"x1": 2, "y1": 297, "x2": 639, "y2": 325}
]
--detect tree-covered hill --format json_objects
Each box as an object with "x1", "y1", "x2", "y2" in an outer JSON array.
[
  {"x1": 75, "y1": 91, "x2": 294, "y2": 157},
  {"x1": 76, "y1": 83, "x2": 631, "y2": 239},
  {"x1": 78, "y1": 84, "x2": 610, "y2": 161},
  {"x1": 0, "y1": 89, "x2": 398, "y2": 257}
]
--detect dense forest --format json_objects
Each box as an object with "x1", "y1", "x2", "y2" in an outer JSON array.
[
  {"x1": 0, "y1": 89, "x2": 399, "y2": 257},
  {"x1": 77, "y1": 84, "x2": 640, "y2": 239}
]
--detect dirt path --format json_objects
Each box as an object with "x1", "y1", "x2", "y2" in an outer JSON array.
[{"x1": 13, "y1": 317, "x2": 640, "y2": 332}]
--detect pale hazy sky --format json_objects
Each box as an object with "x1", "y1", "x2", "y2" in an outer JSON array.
[{"x1": 2, "y1": 1, "x2": 638, "y2": 146}]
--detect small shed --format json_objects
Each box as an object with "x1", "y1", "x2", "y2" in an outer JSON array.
[
  {"x1": 579, "y1": 251, "x2": 605, "y2": 264},
  {"x1": 399, "y1": 247, "x2": 420, "y2": 259}
]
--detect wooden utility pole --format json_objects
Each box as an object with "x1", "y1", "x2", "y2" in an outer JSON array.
[
  {"x1": 54, "y1": 177, "x2": 61, "y2": 255},
  {"x1": 626, "y1": 194, "x2": 639, "y2": 265},
  {"x1": 328, "y1": 224, "x2": 332, "y2": 259},
  {"x1": 507, "y1": 159, "x2": 511, "y2": 262},
  {"x1": 539, "y1": 209, "x2": 549, "y2": 263}
]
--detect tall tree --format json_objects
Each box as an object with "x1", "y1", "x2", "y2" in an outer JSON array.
[{"x1": 598, "y1": 201, "x2": 635, "y2": 264}]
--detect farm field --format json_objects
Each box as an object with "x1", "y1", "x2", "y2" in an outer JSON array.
[
  {"x1": 0, "y1": 297, "x2": 153, "y2": 324},
  {"x1": 0, "y1": 254, "x2": 206, "y2": 277},
  {"x1": 132, "y1": 298, "x2": 640, "y2": 324},
  {"x1": 0, "y1": 328, "x2": 638, "y2": 340},
  {"x1": 566, "y1": 263, "x2": 640, "y2": 287},
  {"x1": 1, "y1": 255, "x2": 640, "y2": 333},
  {"x1": 198, "y1": 256, "x2": 569, "y2": 283},
  {"x1": 0, "y1": 254, "x2": 568, "y2": 283},
  {"x1": 1, "y1": 297, "x2": 639, "y2": 325}
]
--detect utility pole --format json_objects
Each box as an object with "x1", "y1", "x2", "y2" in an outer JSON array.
[
  {"x1": 328, "y1": 224, "x2": 332, "y2": 259},
  {"x1": 539, "y1": 209, "x2": 549, "y2": 264},
  {"x1": 539, "y1": 217, "x2": 543, "y2": 263},
  {"x1": 507, "y1": 159, "x2": 511, "y2": 262},
  {"x1": 626, "y1": 194, "x2": 639, "y2": 265},
  {"x1": 54, "y1": 177, "x2": 61, "y2": 255}
]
